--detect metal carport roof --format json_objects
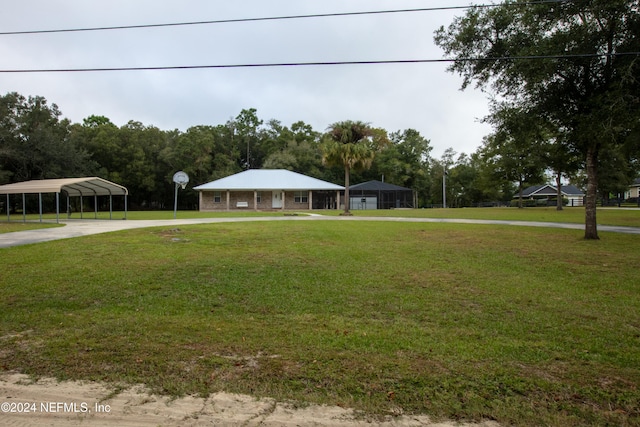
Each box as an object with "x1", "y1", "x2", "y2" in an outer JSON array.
[
  {"x1": 0, "y1": 177, "x2": 128, "y2": 222},
  {"x1": 0, "y1": 177, "x2": 128, "y2": 196}
]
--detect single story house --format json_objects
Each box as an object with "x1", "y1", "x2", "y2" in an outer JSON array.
[
  {"x1": 624, "y1": 178, "x2": 640, "y2": 200},
  {"x1": 347, "y1": 180, "x2": 415, "y2": 210},
  {"x1": 518, "y1": 184, "x2": 585, "y2": 206},
  {"x1": 193, "y1": 169, "x2": 344, "y2": 211}
]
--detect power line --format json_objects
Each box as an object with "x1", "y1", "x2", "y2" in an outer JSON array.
[
  {"x1": 0, "y1": 1, "x2": 565, "y2": 36},
  {"x1": 1, "y1": 52, "x2": 637, "y2": 74}
]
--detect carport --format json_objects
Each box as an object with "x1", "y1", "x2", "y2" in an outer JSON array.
[{"x1": 0, "y1": 177, "x2": 128, "y2": 223}]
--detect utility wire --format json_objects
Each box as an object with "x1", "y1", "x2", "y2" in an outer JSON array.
[
  {"x1": 0, "y1": 1, "x2": 565, "y2": 36},
  {"x1": 1, "y1": 53, "x2": 637, "y2": 74}
]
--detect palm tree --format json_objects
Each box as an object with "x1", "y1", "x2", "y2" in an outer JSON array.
[{"x1": 322, "y1": 121, "x2": 380, "y2": 215}]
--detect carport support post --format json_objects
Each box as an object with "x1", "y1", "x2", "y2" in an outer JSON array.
[
  {"x1": 55, "y1": 192, "x2": 60, "y2": 224},
  {"x1": 94, "y1": 195, "x2": 98, "y2": 219},
  {"x1": 109, "y1": 195, "x2": 113, "y2": 220},
  {"x1": 5, "y1": 194, "x2": 9, "y2": 222},
  {"x1": 38, "y1": 193, "x2": 43, "y2": 223},
  {"x1": 80, "y1": 195, "x2": 84, "y2": 218},
  {"x1": 22, "y1": 194, "x2": 25, "y2": 222}
]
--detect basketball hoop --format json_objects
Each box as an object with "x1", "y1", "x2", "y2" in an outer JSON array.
[
  {"x1": 173, "y1": 171, "x2": 189, "y2": 188},
  {"x1": 172, "y1": 171, "x2": 190, "y2": 219}
]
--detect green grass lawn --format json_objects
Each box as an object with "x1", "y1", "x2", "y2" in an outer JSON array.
[
  {"x1": 0, "y1": 221, "x2": 63, "y2": 233},
  {"x1": 2, "y1": 206, "x2": 639, "y2": 228},
  {"x1": 1, "y1": 218, "x2": 639, "y2": 426},
  {"x1": 346, "y1": 206, "x2": 640, "y2": 228}
]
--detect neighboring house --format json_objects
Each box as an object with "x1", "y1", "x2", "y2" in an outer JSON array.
[
  {"x1": 624, "y1": 178, "x2": 640, "y2": 200},
  {"x1": 193, "y1": 169, "x2": 344, "y2": 211},
  {"x1": 518, "y1": 184, "x2": 585, "y2": 206},
  {"x1": 347, "y1": 180, "x2": 415, "y2": 210}
]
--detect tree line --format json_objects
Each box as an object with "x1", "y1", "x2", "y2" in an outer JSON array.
[
  {"x1": 0, "y1": 88, "x2": 637, "y2": 215},
  {"x1": 0, "y1": 91, "x2": 499, "y2": 210}
]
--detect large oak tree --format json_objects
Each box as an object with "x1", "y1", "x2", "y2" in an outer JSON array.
[{"x1": 435, "y1": 0, "x2": 640, "y2": 239}]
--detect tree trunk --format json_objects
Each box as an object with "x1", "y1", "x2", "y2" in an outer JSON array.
[
  {"x1": 342, "y1": 165, "x2": 352, "y2": 215},
  {"x1": 555, "y1": 172, "x2": 563, "y2": 211},
  {"x1": 584, "y1": 145, "x2": 599, "y2": 240},
  {"x1": 518, "y1": 180, "x2": 524, "y2": 209}
]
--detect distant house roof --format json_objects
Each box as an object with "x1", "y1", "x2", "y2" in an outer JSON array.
[
  {"x1": 193, "y1": 169, "x2": 344, "y2": 191},
  {"x1": 520, "y1": 184, "x2": 584, "y2": 198},
  {"x1": 0, "y1": 177, "x2": 128, "y2": 196},
  {"x1": 350, "y1": 180, "x2": 412, "y2": 192}
]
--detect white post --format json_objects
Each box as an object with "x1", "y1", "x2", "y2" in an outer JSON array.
[{"x1": 55, "y1": 192, "x2": 60, "y2": 224}]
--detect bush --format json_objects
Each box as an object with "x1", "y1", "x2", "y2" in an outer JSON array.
[{"x1": 510, "y1": 199, "x2": 537, "y2": 207}]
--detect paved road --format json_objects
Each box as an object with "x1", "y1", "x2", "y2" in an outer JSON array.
[{"x1": 1, "y1": 215, "x2": 639, "y2": 249}]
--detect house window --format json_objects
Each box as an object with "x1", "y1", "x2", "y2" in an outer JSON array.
[
  {"x1": 294, "y1": 191, "x2": 308, "y2": 203},
  {"x1": 213, "y1": 191, "x2": 221, "y2": 203},
  {"x1": 256, "y1": 191, "x2": 262, "y2": 203}
]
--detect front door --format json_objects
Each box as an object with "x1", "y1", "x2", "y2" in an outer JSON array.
[{"x1": 272, "y1": 191, "x2": 282, "y2": 208}]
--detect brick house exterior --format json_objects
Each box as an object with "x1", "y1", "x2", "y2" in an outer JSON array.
[{"x1": 194, "y1": 169, "x2": 344, "y2": 211}]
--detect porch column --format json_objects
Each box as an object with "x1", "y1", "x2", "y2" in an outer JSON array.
[
  {"x1": 308, "y1": 190, "x2": 313, "y2": 210},
  {"x1": 281, "y1": 191, "x2": 285, "y2": 211},
  {"x1": 254, "y1": 190, "x2": 258, "y2": 211},
  {"x1": 336, "y1": 191, "x2": 340, "y2": 210},
  {"x1": 226, "y1": 190, "x2": 230, "y2": 211}
]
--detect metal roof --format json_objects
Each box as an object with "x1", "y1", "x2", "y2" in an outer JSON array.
[
  {"x1": 350, "y1": 180, "x2": 412, "y2": 192},
  {"x1": 194, "y1": 169, "x2": 344, "y2": 191},
  {"x1": 0, "y1": 177, "x2": 128, "y2": 196},
  {"x1": 520, "y1": 184, "x2": 584, "y2": 197}
]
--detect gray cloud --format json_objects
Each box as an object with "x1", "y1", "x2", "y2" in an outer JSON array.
[{"x1": 0, "y1": 0, "x2": 492, "y2": 158}]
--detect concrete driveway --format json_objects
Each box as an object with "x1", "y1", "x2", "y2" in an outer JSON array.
[{"x1": 1, "y1": 216, "x2": 639, "y2": 249}]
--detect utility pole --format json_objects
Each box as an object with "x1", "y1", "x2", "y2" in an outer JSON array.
[{"x1": 442, "y1": 167, "x2": 447, "y2": 208}]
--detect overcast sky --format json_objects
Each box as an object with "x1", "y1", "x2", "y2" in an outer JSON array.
[{"x1": 0, "y1": 0, "x2": 493, "y2": 159}]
